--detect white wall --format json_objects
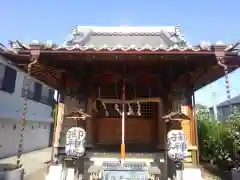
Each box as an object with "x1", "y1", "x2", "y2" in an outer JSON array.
[
  {"x1": 0, "y1": 118, "x2": 51, "y2": 158},
  {"x1": 0, "y1": 55, "x2": 54, "y2": 158},
  {"x1": 0, "y1": 56, "x2": 53, "y2": 122}
]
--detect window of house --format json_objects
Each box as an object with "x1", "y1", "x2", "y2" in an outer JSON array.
[
  {"x1": 0, "y1": 63, "x2": 17, "y2": 93},
  {"x1": 22, "y1": 77, "x2": 35, "y2": 99},
  {"x1": 48, "y1": 89, "x2": 55, "y2": 106},
  {"x1": 21, "y1": 77, "x2": 52, "y2": 104},
  {"x1": 41, "y1": 86, "x2": 49, "y2": 104},
  {"x1": 0, "y1": 63, "x2": 6, "y2": 89},
  {"x1": 221, "y1": 106, "x2": 231, "y2": 120},
  {"x1": 237, "y1": 105, "x2": 240, "y2": 112},
  {"x1": 233, "y1": 105, "x2": 239, "y2": 112},
  {"x1": 217, "y1": 108, "x2": 223, "y2": 120}
]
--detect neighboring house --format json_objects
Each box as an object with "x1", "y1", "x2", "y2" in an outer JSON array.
[
  {"x1": 195, "y1": 103, "x2": 207, "y2": 109},
  {"x1": 0, "y1": 55, "x2": 54, "y2": 158},
  {"x1": 195, "y1": 104, "x2": 207, "y2": 109},
  {"x1": 209, "y1": 95, "x2": 240, "y2": 120},
  {"x1": 195, "y1": 104, "x2": 209, "y2": 114}
]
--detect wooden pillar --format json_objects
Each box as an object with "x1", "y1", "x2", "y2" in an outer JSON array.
[
  {"x1": 159, "y1": 69, "x2": 174, "y2": 179},
  {"x1": 183, "y1": 88, "x2": 199, "y2": 166},
  {"x1": 86, "y1": 97, "x2": 93, "y2": 147},
  {"x1": 191, "y1": 92, "x2": 199, "y2": 165},
  {"x1": 50, "y1": 91, "x2": 59, "y2": 163},
  {"x1": 162, "y1": 95, "x2": 173, "y2": 179},
  {"x1": 157, "y1": 100, "x2": 164, "y2": 149},
  {"x1": 181, "y1": 91, "x2": 192, "y2": 143},
  {"x1": 53, "y1": 73, "x2": 66, "y2": 164},
  {"x1": 86, "y1": 82, "x2": 93, "y2": 147}
]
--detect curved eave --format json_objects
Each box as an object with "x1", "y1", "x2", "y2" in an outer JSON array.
[
  {"x1": 0, "y1": 52, "x2": 59, "y2": 89},
  {"x1": 193, "y1": 66, "x2": 237, "y2": 91},
  {"x1": 0, "y1": 51, "x2": 30, "y2": 64},
  {"x1": 0, "y1": 50, "x2": 239, "y2": 91}
]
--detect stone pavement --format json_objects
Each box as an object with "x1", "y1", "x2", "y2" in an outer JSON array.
[{"x1": 0, "y1": 147, "x2": 51, "y2": 180}]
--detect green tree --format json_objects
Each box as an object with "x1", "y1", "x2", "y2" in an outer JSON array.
[{"x1": 197, "y1": 107, "x2": 234, "y2": 168}]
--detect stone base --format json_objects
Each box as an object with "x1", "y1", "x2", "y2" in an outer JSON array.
[
  {"x1": 232, "y1": 168, "x2": 240, "y2": 180},
  {"x1": 45, "y1": 165, "x2": 62, "y2": 180},
  {"x1": 182, "y1": 167, "x2": 203, "y2": 180},
  {"x1": 45, "y1": 162, "x2": 203, "y2": 180},
  {"x1": 0, "y1": 163, "x2": 24, "y2": 180},
  {"x1": 45, "y1": 164, "x2": 77, "y2": 180}
]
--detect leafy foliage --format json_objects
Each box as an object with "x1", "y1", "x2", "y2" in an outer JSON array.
[{"x1": 197, "y1": 107, "x2": 240, "y2": 169}]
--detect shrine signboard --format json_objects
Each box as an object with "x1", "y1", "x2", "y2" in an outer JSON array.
[
  {"x1": 102, "y1": 162, "x2": 148, "y2": 180},
  {"x1": 103, "y1": 171, "x2": 148, "y2": 180},
  {"x1": 65, "y1": 127, "x2": 86, "y2": 157},
  {"x1": 167, "y1": 130, "x2": 188, "y2": 161}
]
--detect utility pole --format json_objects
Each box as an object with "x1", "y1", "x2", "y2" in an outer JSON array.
[{"x1": 211, "y1": 84, "x2": 218, "y2": 120}]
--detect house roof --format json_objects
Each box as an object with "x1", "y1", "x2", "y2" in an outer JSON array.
[{"x1": 217, "y1": 94, "x2": 240, "y2": 107}]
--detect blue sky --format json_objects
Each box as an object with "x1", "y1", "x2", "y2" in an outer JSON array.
[{"x1": 1, "y1": 0, "x2": 239, "y2": 106}]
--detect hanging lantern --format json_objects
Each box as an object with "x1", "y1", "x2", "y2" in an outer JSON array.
[
  {"x1": 167, "y1": 130, "x2": 188, "y2": 162},
  {"x1": 65, "y1": 127, "x2": 86, "y2": 157}
]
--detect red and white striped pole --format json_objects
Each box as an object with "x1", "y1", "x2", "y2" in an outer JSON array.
[{"x1": 121, "y1": 78, "x2": 126, "y2": 163}]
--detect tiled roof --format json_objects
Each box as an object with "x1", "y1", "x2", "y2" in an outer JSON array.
[
  {"x1": 66, "y1": 25, "x2": 186, "y2": 49},
  {"x1": 0, "y1": 26, "x2": 240, "y2": 54},
  {"x1": 0, "y1": 25, "x2": 192, "y2": 52},
  {"x1": 1, "y1": 40, "x2": 224, "y2": 53}
]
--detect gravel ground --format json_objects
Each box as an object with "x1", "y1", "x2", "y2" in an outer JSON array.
[{"x1": 25, "y1": 168, "x2": 45, "y2": 180}]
